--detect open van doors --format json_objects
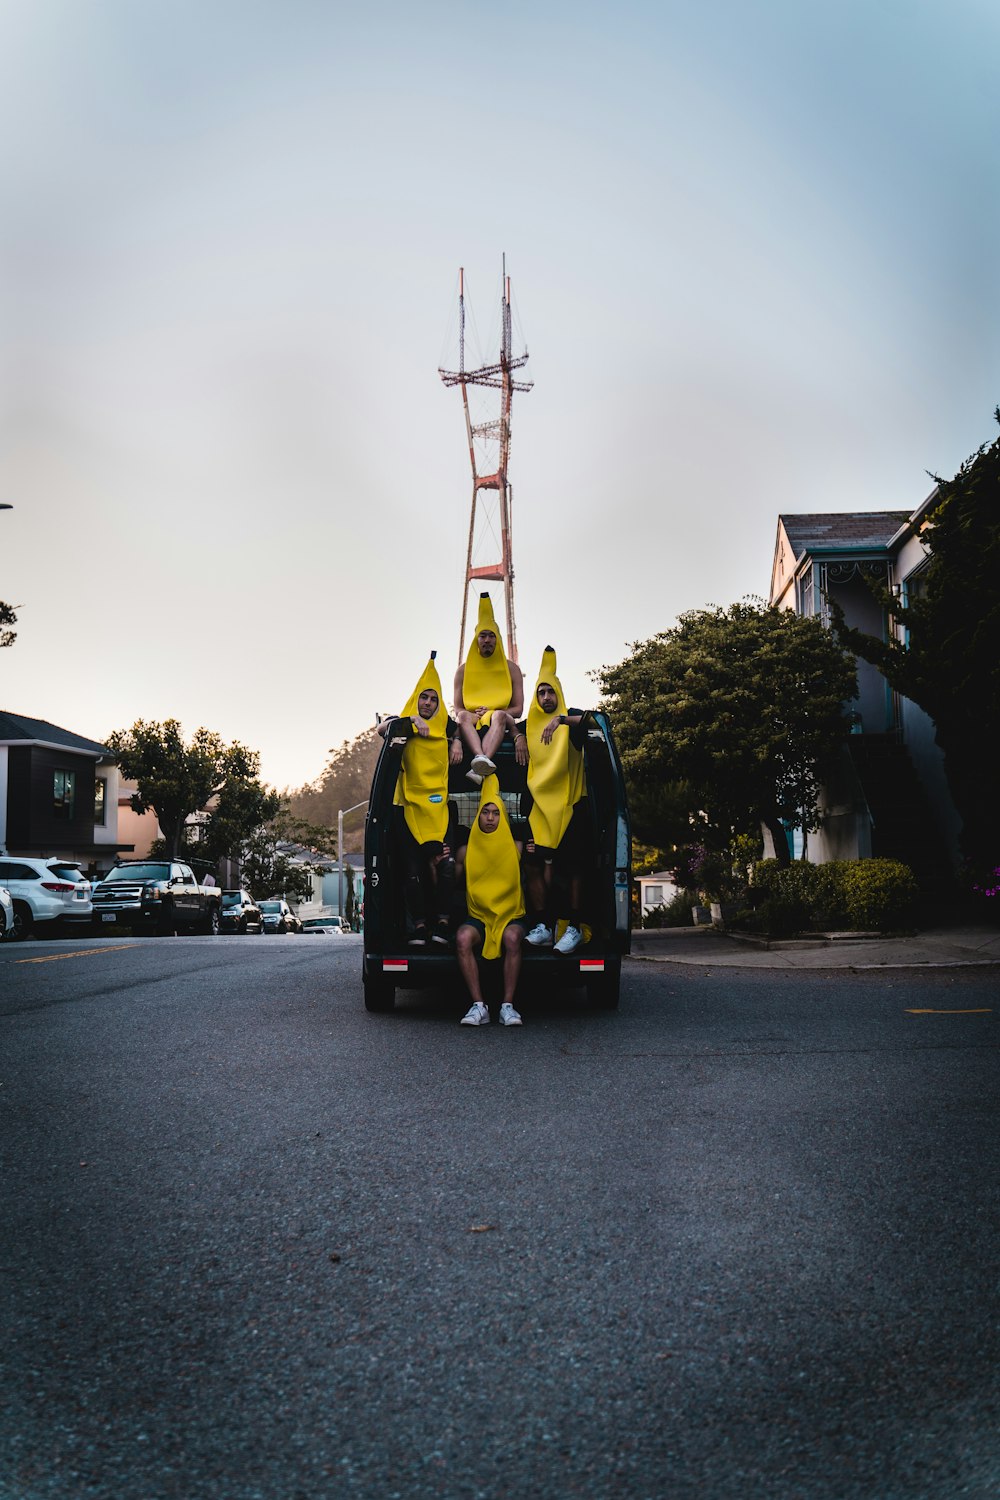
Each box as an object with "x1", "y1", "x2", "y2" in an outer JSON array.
[{"x1": 362, "y1": 711, "x2": 631, "y2": 1013}]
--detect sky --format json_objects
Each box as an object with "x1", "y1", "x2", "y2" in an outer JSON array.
[{"x1": 1, "y1": 0, "x2": 998, "y2": 792}]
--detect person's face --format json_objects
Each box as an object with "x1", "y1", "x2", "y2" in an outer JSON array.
[
  {"x1": 478, "y1": 802, "x2": 500, "y2": 834},
  {"x1": 477, "y1": 630, "x2": 497, "y2": 658},
  {"x1": 536, "y1": 683, "x2": 558, "y2": 714},
  {"x1": 417, "y1": 689, "x2": 439, "y2": 718}
]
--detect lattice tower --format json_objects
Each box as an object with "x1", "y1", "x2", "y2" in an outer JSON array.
[{"x1": 438, "y1": 260, "x2": 532, "y2": 664}]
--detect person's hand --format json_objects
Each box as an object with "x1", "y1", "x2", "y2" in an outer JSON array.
[
  {"x1": 475, "y1": 706, "x2": 487, "y2": 721},
  {"x1": 514, "y1": 732, "x2": 529, "y2": 766},
  {"x1": 412, "y1": 716, "x2": 430, "y2": 738},
  {"x1": 541, "y1": 715, "x2": 562, "y2": 745},
  {"x1": 449, "y1": 737, "x2": 463, "y2": 765}
]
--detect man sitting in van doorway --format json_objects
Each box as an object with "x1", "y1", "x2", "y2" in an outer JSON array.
[
  {"x1": 456, "y1": 775, "x2": 527, "y2": 1027},
  {"x1": 377, "y1": 652, "x2": 462, "y2": 947},
  {"x1": 516, "y1": 647, "x2": 592, "y2": 956},
  {"x1": 453, "y1": 593, "x2": 524, "y2": 785}
]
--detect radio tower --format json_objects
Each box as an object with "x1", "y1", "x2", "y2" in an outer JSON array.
[{"x1": 439, "y1": 258, "x2": 532, "y2": 664}]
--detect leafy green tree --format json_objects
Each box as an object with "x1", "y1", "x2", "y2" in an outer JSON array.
[
  {"x1": 0, "y1": 601, "x2": 16, "y2": 649},
  {"x1": 106, "y1": 719, "x2": 278, "y2": 860},
  {"x1": 830, "y1": 411, "x2": 1000, "y2": 876},
  {"x1": 239, "y1": 826, "x2": 317, "y2": 903},
  {"x1": 598, "y1": 601, "x2": 857, "y2": 867}
]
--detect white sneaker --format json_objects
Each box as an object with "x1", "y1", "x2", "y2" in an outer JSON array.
[
  {"x1": 554, "y1": 924, "x2": 583, "y2": 954},
  {"x1": 460, "y1": 1001, "x2": 490, "y2": 1026},
  {"x1": 525, "y1": 923, "x2": 553, "y2": 947},
  {"x1": 465, "y1": 769, "x2": 483, "y2": 786},
  {"x1": 470, "y1": 753, "x2": 496, "y2": 777},
  {"x1": 499, "y1": 1002, "x2": 523, "y2": 1026}
]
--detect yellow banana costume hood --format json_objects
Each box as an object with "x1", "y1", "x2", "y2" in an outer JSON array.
[
  {"x1": 527, "y1": 646, "x2": 585, "y2": 849},
  {"x1": 462, "y1": 593, "x2": 512, "y2": 726},
  {"x1": 396, "y1": 653, "x2": 449, "y2": 845},
  {"x1": 465, "y1": 774, "x2": 525, "y2": 959}
]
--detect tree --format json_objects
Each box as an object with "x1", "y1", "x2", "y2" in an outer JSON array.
[
  {"x1": 598, "y1": 601, "x2": 857, "y2": 867},
  {"x1": 830, "y1": 410, "x2": 1000, "y2": 875},
  {"x1": 239, "y1": 827, "x2": 316, "y2": 903},
  {"x1": 0, "y1": 601, "x2": 16, "y2": 650},
  {"x1": 105, "y1": 719, "x2": 279, "y2": 860}
]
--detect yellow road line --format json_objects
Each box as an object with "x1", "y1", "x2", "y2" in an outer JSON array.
[
  {"x1": 16, "y1": 945, "x2": 138, "y2": 965},
  {"x1": 905, "y1": 1008, "x2": 992, "y2": 1015}
]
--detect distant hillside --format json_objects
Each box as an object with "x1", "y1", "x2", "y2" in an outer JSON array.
[{"x1": 281, "y1": 727, "x2": 381, "y2": 846}]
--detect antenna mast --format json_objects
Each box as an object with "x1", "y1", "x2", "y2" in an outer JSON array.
[{"x1": 439, "y1": 258, "x2": 532, "y2": 664}]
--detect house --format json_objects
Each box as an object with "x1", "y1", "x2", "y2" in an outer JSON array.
[
  {"x1": 637, "y1": 869, "x2": 679, "y2": 919},
  {"x1": 277, "y1": 841, "x2": 364, "y2": 921},
  {"x1": 0, "y1": 710, "x2": 133, "y2": 876},
  {"x1": 769, "y1": 497, "x2": 961, "y2": 882}
]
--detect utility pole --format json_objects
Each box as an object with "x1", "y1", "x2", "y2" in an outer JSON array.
[{"x1": 439, "y1": 258, "x2": 532, "y2": 664}]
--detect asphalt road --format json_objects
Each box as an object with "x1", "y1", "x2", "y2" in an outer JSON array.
[{"x1": 2, "y1": 935, "x2": 998, "y2": 1499}]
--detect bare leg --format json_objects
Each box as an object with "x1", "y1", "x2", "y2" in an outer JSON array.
[
  {"x1": 456, "y1": 924, "x2": 485, "y2": 1004},
  {"x1": 501, "y1": 923, "x2": 524, "y2": 1005},
  {"x1": 456, "y1": 710, "x2": 485, "y2": 760},
  {"x1": 480, "y1": 710, "x2": 511, "y2": 761},
  {"x1": 524, "y1": 859, "x2": 552, "y2": 923}
]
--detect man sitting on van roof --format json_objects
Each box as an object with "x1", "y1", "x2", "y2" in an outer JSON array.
[
  {"x1": 517, "y1": 646, "x2": 592, "y2": 956},
  {"x1": 453, "y1": 592, "x2": 524, "y2": 786}
]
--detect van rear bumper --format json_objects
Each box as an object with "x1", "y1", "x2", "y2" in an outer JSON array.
[{"x1": 364, "y1": 947, "x2": 622, "y2": 990}]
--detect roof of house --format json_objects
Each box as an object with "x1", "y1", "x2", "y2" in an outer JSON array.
[
  {"x1": 0, "y1": 710, "x2": 110, "y2": 757},
  {"x1": 778, "y1": 512, "x2": 910, "y2": 560}
]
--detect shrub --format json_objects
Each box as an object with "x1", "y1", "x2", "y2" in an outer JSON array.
[
  {"x1": 747, "y1": 856, "x2": 918, "y2": 933},
  {"x1": 840, "y1": 858, "x2": 919, "y2": 931},
  {"x1": 643, "y1": 889, "x2": 700, "y2": 928}
]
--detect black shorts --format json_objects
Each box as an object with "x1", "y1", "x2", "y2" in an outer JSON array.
[
  {"x1": 457, "y1": 916, "x2": 529, "y2": 947},
  {"x1": 524, "y1": 800, "x2": 589, "y2": 869}
]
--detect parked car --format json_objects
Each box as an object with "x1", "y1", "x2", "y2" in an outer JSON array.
[
  {"x1": 259, "y1": 899, "x2": 301, "y2": 934},
  {"x1": 220, "y1": 890, "x2": 265, "y2": 933},
  {"x1": 91, "y1": 861, "x2": 221, "y2": 935},
  {"x1": 0, "y1": 857, "x2": 94, "y2": 940},
  {"x1": 300, "y1": 918, "x2": 349, "y2": 934},
  {"x1": 0, "y1": 885, "x2": 13, "y2": 941}
]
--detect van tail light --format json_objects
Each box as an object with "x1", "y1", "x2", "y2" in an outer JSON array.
[{"x1": 41, "y1": 882, "x2": 76, "y2": 893}]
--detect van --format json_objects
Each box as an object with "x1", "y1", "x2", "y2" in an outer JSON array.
[{"x1": 361, "y1": 711, "x2": 631, "y2": 1013}]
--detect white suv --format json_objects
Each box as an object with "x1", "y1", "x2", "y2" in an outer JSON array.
[{"x1": 0, "y1": 858, "x2": 94, "y2": 940}]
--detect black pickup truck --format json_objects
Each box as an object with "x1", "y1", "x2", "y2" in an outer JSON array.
[
  {"x1": 362, "y1": 710, "x2": 631, "y2": 1013},
  {"x1": 91, "y1": 861, "x2": 222, "y2": 935}
]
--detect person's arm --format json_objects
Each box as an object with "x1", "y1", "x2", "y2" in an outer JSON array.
[
  {"x1": 512, "y1": 716, "x2": 529, "y2": 766},
  {"x1": 447, "y1": 716, "x2": 463, "y2": 764},
  {"x1": 507, "y1": 660, "x2": 524, "y2": 719},
  {"x1": 453, "y1": 664, "x2": 466, "y2": 714},
  {"x1": 540, "y1": 710, "x2": 589, "y2": 745}
]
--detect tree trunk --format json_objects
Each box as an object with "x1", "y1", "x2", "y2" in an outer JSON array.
[{"x1": 762, "y1": 813, "x2": 791, "y2": 867}]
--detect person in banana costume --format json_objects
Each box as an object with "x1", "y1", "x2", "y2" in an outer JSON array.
[
  {"x1": 518, "y1": 647, "x2": 592, "y2": 956},
  {"x1": 377, "y1": 652, "x2": 462, "y2": 945},
  {"x1": 453, "y1": 592, "x2": 524, "y2": 786},
  {"x1": 455, "y1": 774, "x2": 527, "y2": 1027}
]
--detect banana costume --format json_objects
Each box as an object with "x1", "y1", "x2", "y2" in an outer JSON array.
[
  {"x1": 465, "y1": 774, "x2": 525, "y2": 959},
  {"x1": 462, "y1": 593, "x2": 512, "y2": 729},
  {"x1": 396, "y1": 654, "x2": 450, "y2": 845},
  {"x1": 526, "y1": 646, "x2": 585, "y2": 849}
]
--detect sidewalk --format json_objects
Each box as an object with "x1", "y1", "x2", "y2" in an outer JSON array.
[{"x1": 628, "y1": 924, "x2": 1000, "y2": 969}]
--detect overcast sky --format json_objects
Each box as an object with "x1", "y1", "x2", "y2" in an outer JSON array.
[{"x1": 1, "y1": 0, "x2": 997, "y2": 791}]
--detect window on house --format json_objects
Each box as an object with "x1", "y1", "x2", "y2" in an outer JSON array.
[
  {"x1": 645, "y1": 884, "x2": 663, "y2": 906},
  {"x1": 53, "y1": 769, "x2": 76, "y2": 820},
  {"x1": 94, "y1": 778, "x2": 107, "y2": 826}
]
